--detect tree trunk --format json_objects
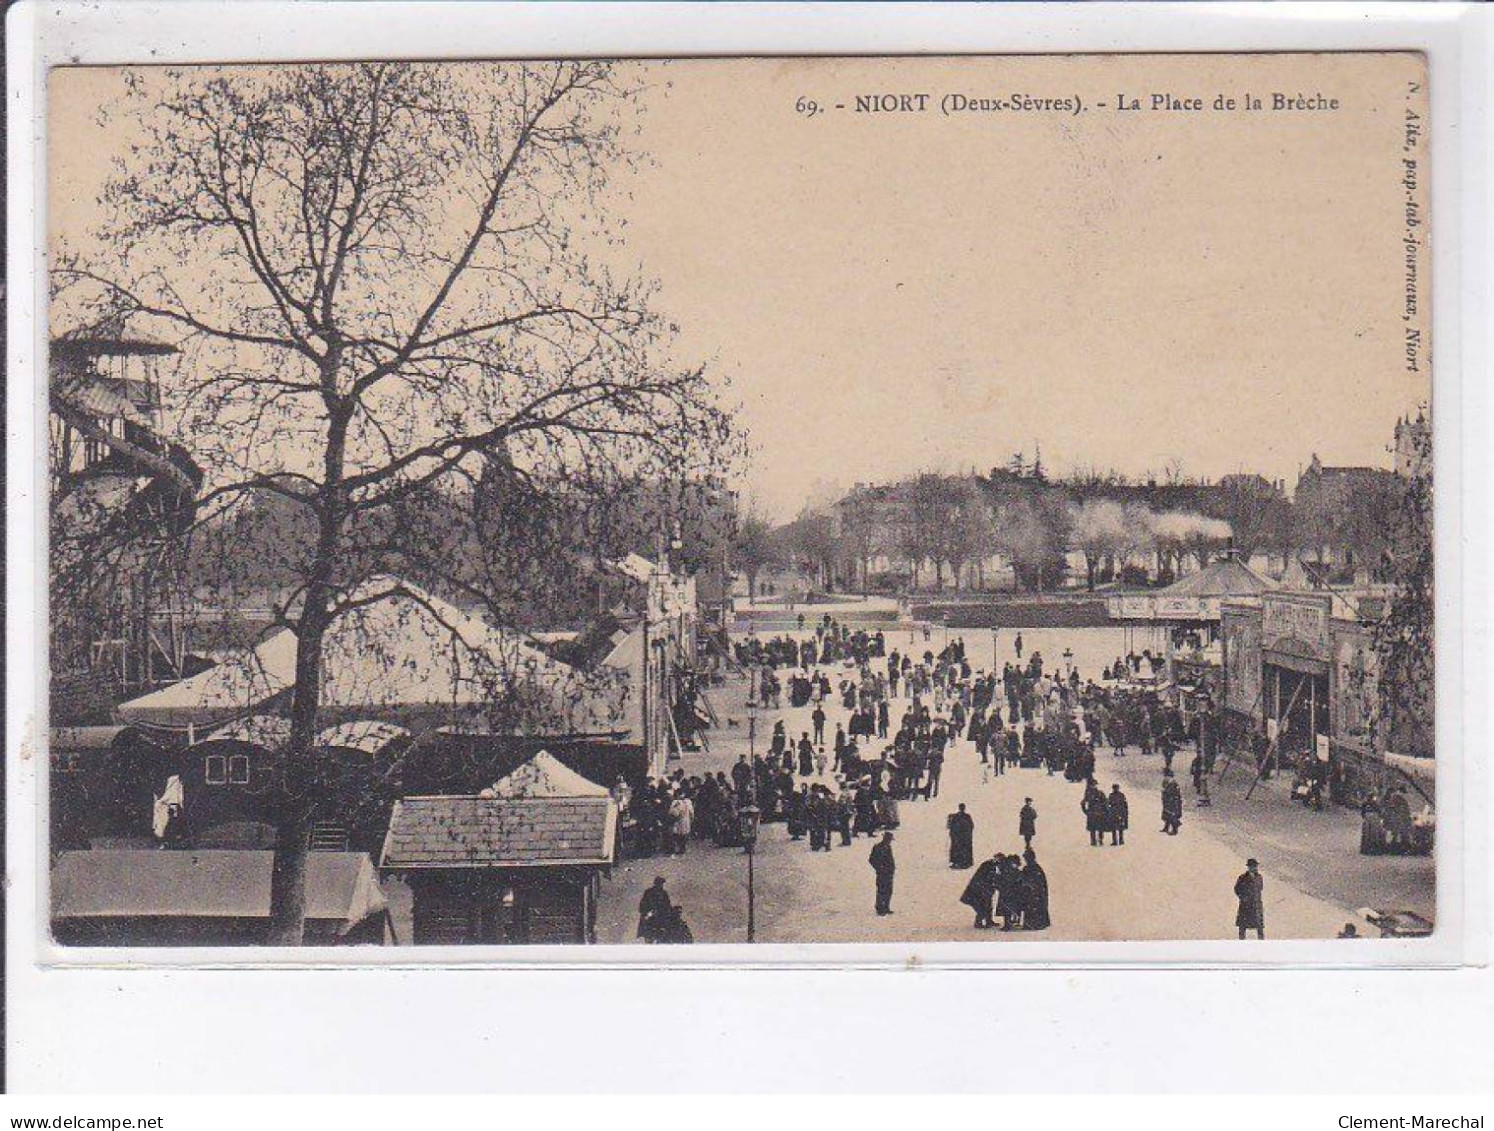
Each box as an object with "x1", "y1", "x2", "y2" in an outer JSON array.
[
  {"x1": 266, "y1": 601, "x2": 327, "y2": 946},
  {"x1": 267, "y1": 369, "x2": 348, "y2": 947}
]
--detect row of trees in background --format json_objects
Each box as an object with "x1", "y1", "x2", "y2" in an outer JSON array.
[{"x1": 736, "y1": 460, "x2": 1405, "y2": 596}]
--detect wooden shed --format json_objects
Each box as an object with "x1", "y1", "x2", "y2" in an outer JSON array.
[{"x1": 380, "y1": 781, "x2": 616, "y2": 945}]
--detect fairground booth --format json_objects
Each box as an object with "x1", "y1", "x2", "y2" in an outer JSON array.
[
  {"x1": 101, "y1": 577, "x2": 639, "y2": 853},
  {"x1": 380, "y1": 751, "x2": 617, "y2": 945},
  {"x1": 1220, "y1": 586, "x2": 1432, "y2": 813},
  {"x1": 1107, "y1": 557, "x2": 1271, "y2": 725}
]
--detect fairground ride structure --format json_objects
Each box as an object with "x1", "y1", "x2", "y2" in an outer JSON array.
[{"x1": 49, "y1": 333, "x2": 203, "y2": 707}]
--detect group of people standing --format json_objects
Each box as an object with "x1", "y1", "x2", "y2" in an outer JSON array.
[
  {"x1": 946, "y1": 799, "x2": 1050, "y2": 930},
  {"x1": 958, "y1": 848, "x2": 1051, "y2": 931},
  {"x1": 1080, "y1": 780, "x2": 1131, "y2": 846}
]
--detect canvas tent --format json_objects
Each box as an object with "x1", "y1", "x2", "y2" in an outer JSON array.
[
  {"x1": 1108, "y1": 557, "x2": 1271, "y2": 624},
  {"x1": 51, "y1": 849, "x2": 389, "y2": 945},
  {"x1": 479, "y1": 750, "x2": 610, "y2": 800},
  {"x1": 116, "y1": 577, "x2": 630, "y2": 738},
  {"x1": 204, "y1": 714, "x2": 292, "y2": 747},
  {"x1": 314, "y1": 721, "x2": 411, "y2": 755}
]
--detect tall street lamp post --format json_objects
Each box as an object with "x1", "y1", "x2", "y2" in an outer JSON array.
[
  {"x1": 747, "y1": 679, "x2": 758, "y2": 760},
  {"x1": 739, "y1": 803, "x2": 761, "y2": 943}
]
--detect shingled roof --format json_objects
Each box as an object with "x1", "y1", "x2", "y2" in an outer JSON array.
[{"x1": 380, "y1": 795, "x2": 617, "y2": 870}]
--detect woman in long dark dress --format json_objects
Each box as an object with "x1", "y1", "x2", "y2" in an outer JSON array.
[
  {"x1": 1360, "y1": 793, "x2": 1385, "y2": 855},
  {"x1": 853, "y1": 782, "x2": 878, "y2": 837},
  {"x1": 1021, "y1": 850, "x2": 1051, "y2": 930},
  {"x1": 946, "y1": 804, "x2": 975, "y2": 869},
  {"x1": 786, "y1": 785, "x2": 808, "y2": 840},
  {"x1": 798, "y1": 736, "x2": 815, "y2": 777}
]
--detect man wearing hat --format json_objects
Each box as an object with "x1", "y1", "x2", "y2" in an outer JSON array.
[
  {"x1": 1234, "y1": 858, "x2": 1265, "y2": 939},
  {"x1": 1108, "y1": 783, "x2": 1130, "y2": 846},
  {"x1": 638, "y1": 876, "x2": 673, "y2": 943},
  {"x1": 1019, "y1": 798, "x2": 1038, "y2": 849}
]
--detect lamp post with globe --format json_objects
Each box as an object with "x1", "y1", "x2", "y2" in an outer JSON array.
[{"x1": 739, "y1": 803, "x2": 761, "y2": 942}]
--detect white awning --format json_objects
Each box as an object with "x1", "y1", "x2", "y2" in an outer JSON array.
[
  {"x1": 118, "y1": 576, "x2": 631, "y2": 737},
  {"x1": 315, "y1": 720, "x2": 412, "y2": 754}
]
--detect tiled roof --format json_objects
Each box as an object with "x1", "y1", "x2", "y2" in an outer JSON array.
[{"x1": 380, "y1": 796, "x2": 617, "y2": 870}]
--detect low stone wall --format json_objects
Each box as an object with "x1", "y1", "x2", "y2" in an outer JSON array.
[{"x1": 912, "y1": 597, "x2": 1112, "y2": 629}]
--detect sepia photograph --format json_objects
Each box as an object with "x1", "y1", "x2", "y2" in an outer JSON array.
[{"x1": 43, "y1": 51, "x2": 1436, "y2": 952}]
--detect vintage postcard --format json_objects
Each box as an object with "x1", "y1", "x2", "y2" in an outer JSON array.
[{"x1": 44, "y1": 52, "x2": 1434, "y2": 952}]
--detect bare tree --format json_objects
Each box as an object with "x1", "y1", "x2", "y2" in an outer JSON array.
[
  {"x1": 731, "y1": 508, "x2": 780, "y2": 602},
  {"x1": 56, "y1": 62, "x2": 738, "y2": 943},
  {"x1": 1068, "y1": 498, "x2": 1131, "y2": 590},
  {"x1": 1372, "y1": 421, "x2": 1433, "y2": 756},
  {"x1": 836, "y1": 489, "x2": 885, "y2": 594},
  {"x1": 990, "y1": 480, "x2": 1070, "y2": 593},
  {"x1": 778, "y1": 509, "x2": 839, "y2": 591},
  {"x1": 942, "y1": 477, "x2": 993, "y2": 591},
  {"x1": 897, "y1": 473, "x2": 960, "y2": 590},
  {"x1": 1214, "y1": 473, "x2": 1290, "y2": 564}
]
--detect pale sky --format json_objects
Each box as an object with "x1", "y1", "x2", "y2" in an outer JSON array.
[{"x1": 51, "y1": 54, "x2": 1430, "y2": 521}]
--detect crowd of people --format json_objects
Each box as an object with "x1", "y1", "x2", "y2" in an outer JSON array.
[
  {"x1": 743, "y1": 619, "x2": 1219, "y2": 923},
  {"x1": 616, "y1": 613, "x2": 1393, "y2": 940}
]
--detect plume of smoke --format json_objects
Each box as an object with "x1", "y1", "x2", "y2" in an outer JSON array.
[
  {"x1": 1069, "y1": 499, "x2": 1139, "y2": 551},
  {"x1": 1147, "y1": 510, "x2": 1232, "y2": 542}
]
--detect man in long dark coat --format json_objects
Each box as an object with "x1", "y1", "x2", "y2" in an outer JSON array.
[
  {"x1": 1108, "y1": 784, "x2": 1129, "y2": 846},
  {"x1": 926, "y1": 746, "x2": 945, "y2": 800},
  {"x1": 869, "y1": 832, "x2": 896, "y2": 915},
  {"x1": 960, "y1": 852, "x2": 1003, "y2": 928},
  {"x1": 731, "y1": 754, "x2": 755, "y2": 805},
  {"x1": 946, "y1": 803, "x2": 975, "y2": 869},
  {"x1": 1234, "y1": 858, "x2": 1265, "y2": 939},
  {"x1": 1021, "y1": 849, "x2": 1050, "y2": 930},
  {"x1": 637, "y1": 877, "x2": 673, "y2": 943},
  {"x1": 1019, "y1": 798, "x2": 1038, "y2": 849},
  {"x1": 1161, "y1": 770, "x2": 1184, "y2": 835},
  {"x1": 1082, "y1": 779, "x2": 1108, "y2": 847}
]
